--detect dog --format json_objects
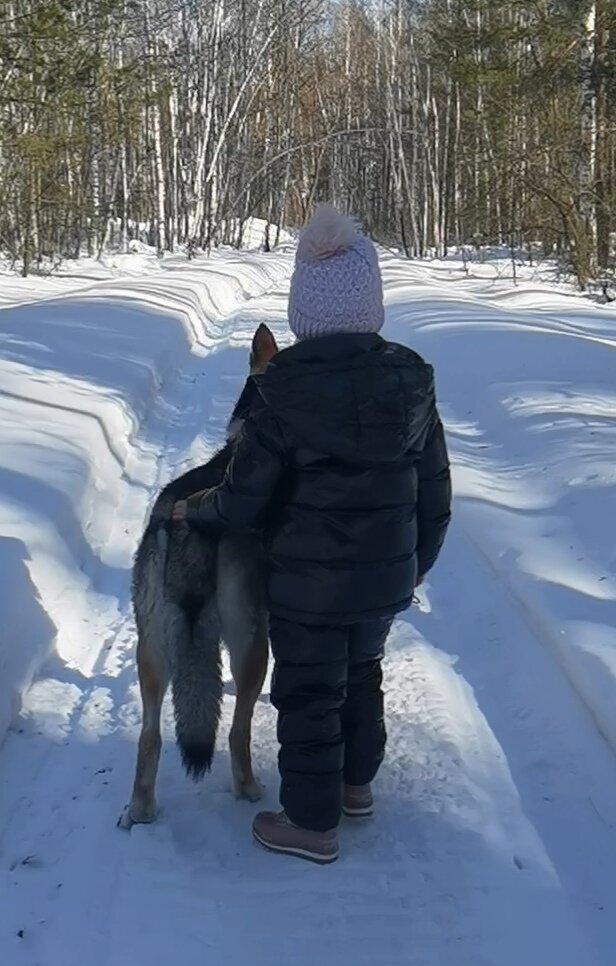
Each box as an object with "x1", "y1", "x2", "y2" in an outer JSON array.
[{"x1": 119, "y1": 323, "x2": 279, "y2": 829}]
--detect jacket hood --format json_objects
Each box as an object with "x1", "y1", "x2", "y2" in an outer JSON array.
[{"x1": 254, "y1": 333, "x2": 435, "y2": 463}]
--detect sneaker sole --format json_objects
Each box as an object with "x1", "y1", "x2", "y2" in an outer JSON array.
[
  {"x1": 252, "y1": 829, "x2": 339, "y2": 865},
  {"x1": 342, "y1": 805, "x2": 374, "y2": 819}
]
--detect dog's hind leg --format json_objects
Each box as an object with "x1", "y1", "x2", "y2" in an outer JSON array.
[
  {"x1": 227, "y1": 611, "x2": 269, "y2": 802},
  {"x1": 119, "y1": 641, "x2": 169, "y2": 829},
  {"x1": 217, "y1": 538, "x2": 269, "y2": 801}
]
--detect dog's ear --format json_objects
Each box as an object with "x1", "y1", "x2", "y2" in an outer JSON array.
[{"x1": 250, "y1": 324, "x2": 279, "y2": 374}]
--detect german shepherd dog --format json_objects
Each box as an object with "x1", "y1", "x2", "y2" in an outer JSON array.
[{"x1": 119, "y1": 324, "x2": 279, "y2": 829}]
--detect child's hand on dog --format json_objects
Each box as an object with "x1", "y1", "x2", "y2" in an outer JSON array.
[{"x1": 172, "y1": 500, "x2": 187, "y2": 522}]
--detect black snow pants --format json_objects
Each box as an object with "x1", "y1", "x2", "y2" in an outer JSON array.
[{"x1": 269, "y1": 616, "x2": 392, "y2": 832}]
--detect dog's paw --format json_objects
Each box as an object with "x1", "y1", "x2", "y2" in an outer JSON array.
[
  {"x1": 234, "y1": 778, "x2": 264, "y2": 803},
  {"x1": 117, "y1": 806, "x2": 135, "y2": 830},
  {"x1": 117, "y1": 802, "x2": 157, "y2": 829}
]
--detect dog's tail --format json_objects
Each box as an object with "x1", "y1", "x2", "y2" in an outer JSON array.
[
  {"x1": 170, "y1": 596, "x2": 222, "y2": 780},
  {"x1": 135, "y1": 511, "x2": 222, "y2": 780}
]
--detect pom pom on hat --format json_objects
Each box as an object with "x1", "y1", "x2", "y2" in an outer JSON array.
[
  {"x1": 288, "y1": 204, "x2": 384, "y2": 341},
  {"x1": 296, "y1": 204, "x2": 359, "y2": 261}
]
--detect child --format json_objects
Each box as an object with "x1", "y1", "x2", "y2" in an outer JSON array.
[{"x1": 173, "y1": 205, "x2": 451, "y2": 863}]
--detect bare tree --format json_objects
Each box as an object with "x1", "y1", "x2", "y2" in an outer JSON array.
[{"x1": 0, "y1": 0, "x2": 613, "y2": 283}]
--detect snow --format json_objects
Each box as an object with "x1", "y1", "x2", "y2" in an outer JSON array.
[
  {"x1": 0, "y1": 218, "x2": 293, "y2": 310},
  {"x1": 0, "y1": 244, "x2": 167, "y2": 308},
  {"x1": 383, "y1": 254, "x2": 616, "y2": 757},
  {"x1": 1, "y1": 248, "x2": 616, "y2": 964},
  {"x1": 0, "y1": 248, "x2": 292, "y2": 742}
]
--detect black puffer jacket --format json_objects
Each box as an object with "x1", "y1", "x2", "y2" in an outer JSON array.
[{"x1": 186, "y1": 333, "x2": 451, "y2": 624}]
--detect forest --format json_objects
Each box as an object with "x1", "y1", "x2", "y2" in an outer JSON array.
[{"x1": 0, "y1": 0, "x2": 614, "y2": 284}]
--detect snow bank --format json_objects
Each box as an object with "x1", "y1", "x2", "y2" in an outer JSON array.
[
  {"x1": 0, "y1": 221, "x2": 293, "y2": 309},
  {"x1": 0, "y1": 249, "x2": 292, "y2": 745},
  {"x1": 0, "y1": 244, "x2": 169, "y2": 309},
  {"x1": 383, "y1": 252, "x2": 616, "y2": 756}
]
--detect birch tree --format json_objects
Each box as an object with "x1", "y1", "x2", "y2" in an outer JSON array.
[{"x1": 0, "y1": 0, "x2": 613, "y2": 283}]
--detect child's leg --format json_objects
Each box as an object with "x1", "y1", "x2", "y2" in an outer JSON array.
[
  {"x1": 269, "y1": 617, "x2": 348, "y2": 832},
  {"x1": 342, "y1": 619, "x2": 392, "y2": 787}
]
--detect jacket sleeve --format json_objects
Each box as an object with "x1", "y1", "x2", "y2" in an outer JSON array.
[
  {"x1": 416, "y1": 409, "x2": 451, "y2": 578},
  {"x1": 184, "y1": 406, "x2": 286, "y2": 533}
]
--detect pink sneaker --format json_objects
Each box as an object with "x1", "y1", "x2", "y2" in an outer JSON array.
[
  {"x1": 252, "y1": 810, "x2": 339, "y2": 865},
  {"x1": 343, "y1": 784, "x2": 374, "y2": 818}
]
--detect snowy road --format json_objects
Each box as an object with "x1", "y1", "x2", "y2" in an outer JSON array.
[{"x1": 1, "y1": 251, "x2": 616, "y2": 965}]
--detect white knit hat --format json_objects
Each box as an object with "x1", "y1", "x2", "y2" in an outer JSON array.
[{"x1": 288, "y1": 204, "x2": 384, "y2": 341}]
